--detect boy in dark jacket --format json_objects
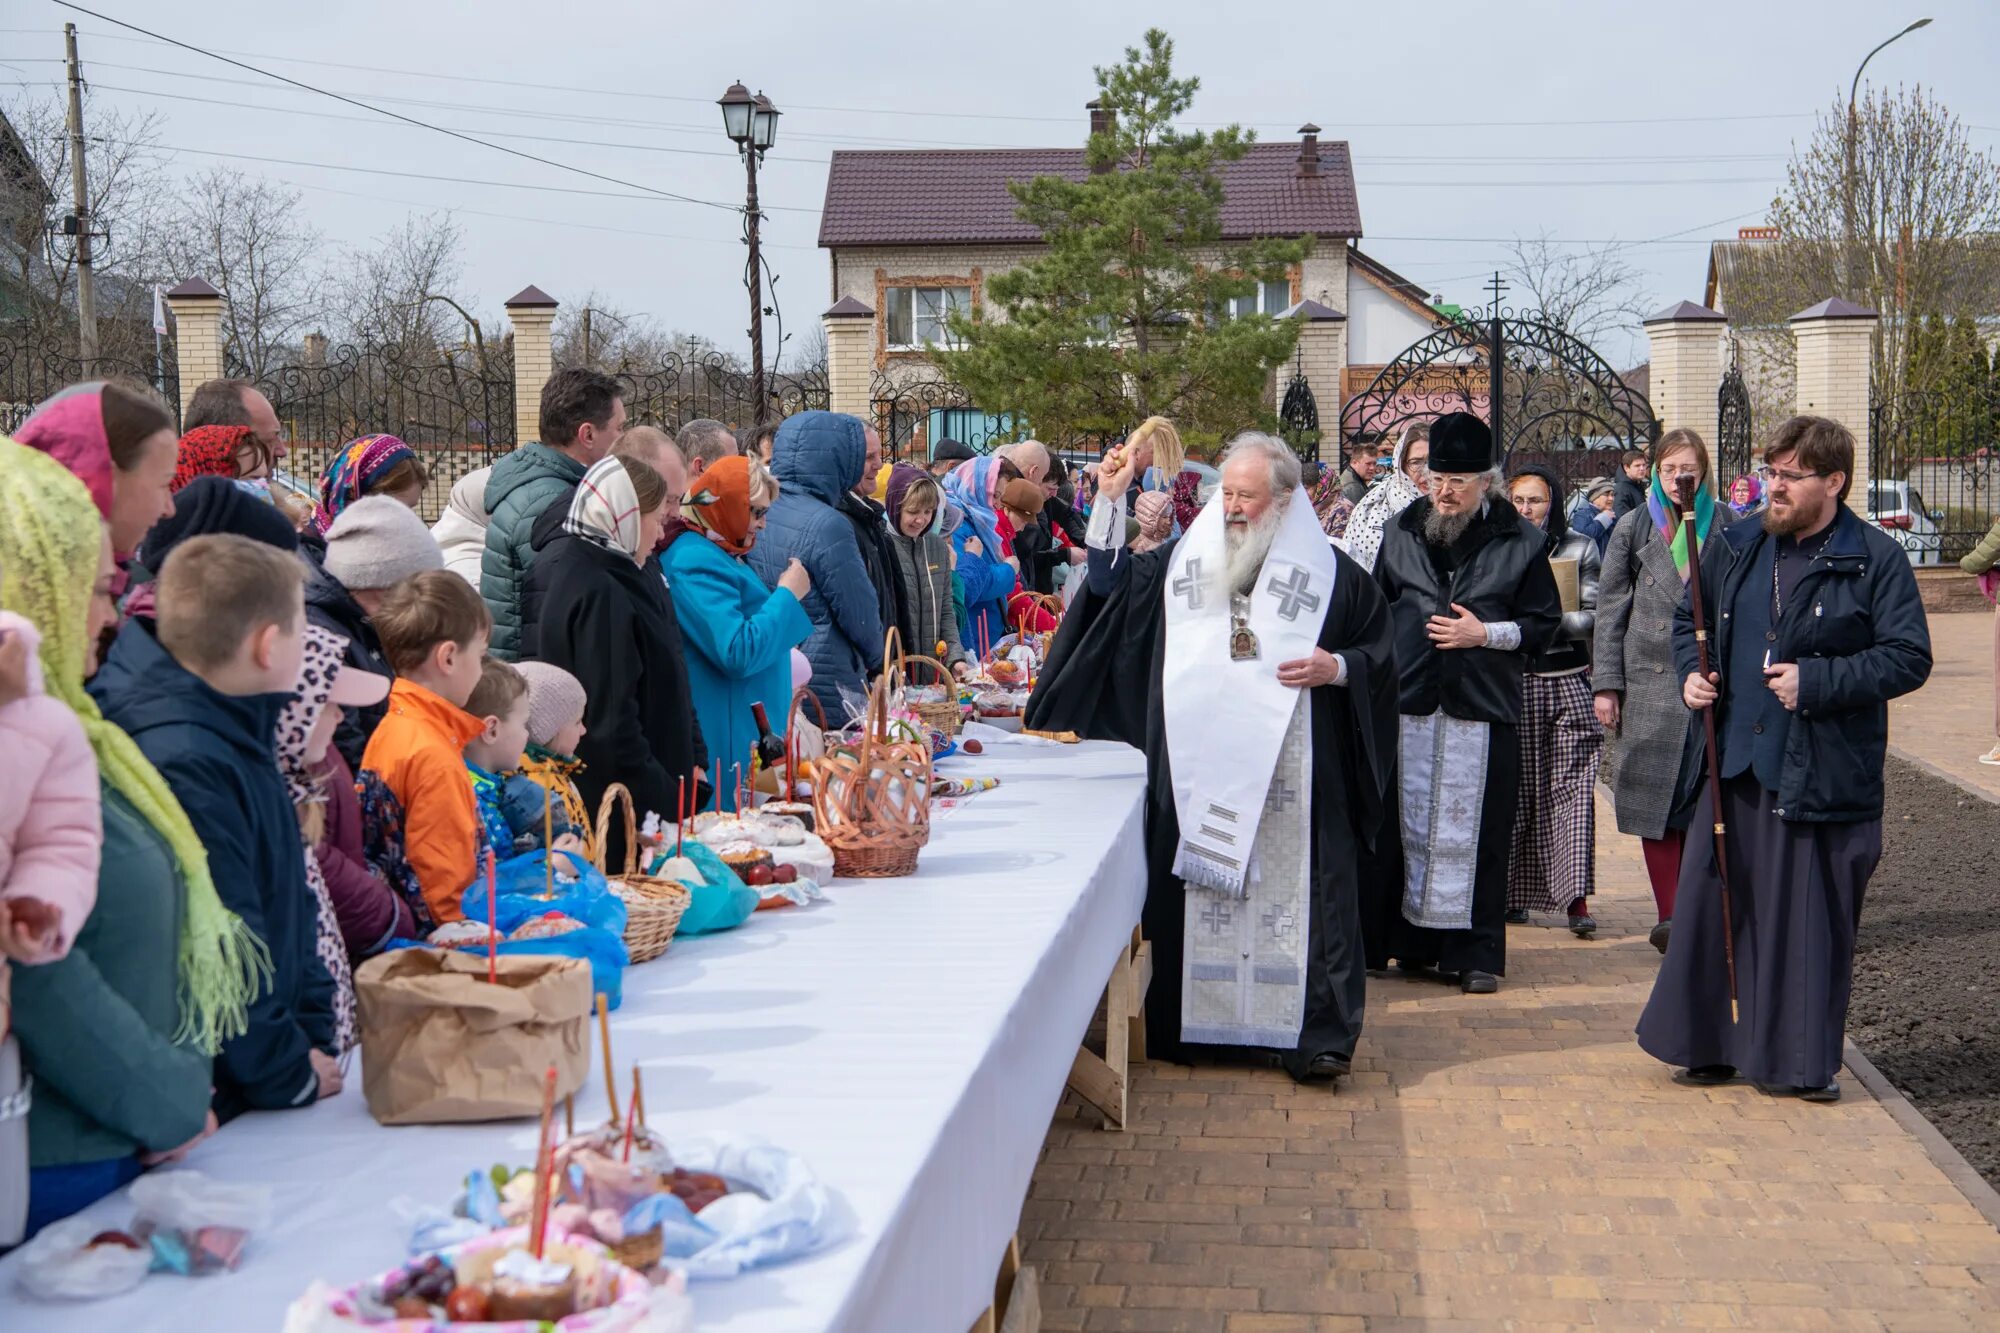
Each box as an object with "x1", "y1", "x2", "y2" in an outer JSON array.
[{"x1": 92, "y1": 534, "x2": 341, "y2": 1121}]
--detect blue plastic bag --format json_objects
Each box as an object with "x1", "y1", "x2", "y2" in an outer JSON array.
[
  {"x1": 669, "y1": 841, "x2": 759, "y2": 936},
  {"x1": 473, "y1": 850, "x2": 625, "y2": 935}
]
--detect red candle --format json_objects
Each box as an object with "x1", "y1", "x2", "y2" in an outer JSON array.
[
  {"x1": 620, "y1": 1082, "x2": 641, "y2": 1163},
  {"x1": 485, "y1": 849, "x2": 498, "y2": 985},
  {"x1": 675, "y1": 776, "x2": 686, "y2": 858},
  {"x1": 713, "y1": 759, "x2": 722, "y2": 814}
]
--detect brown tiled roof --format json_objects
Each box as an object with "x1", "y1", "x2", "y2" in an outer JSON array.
[{"x1": 817, "y1": 140, "x2": 1362, "y2": 248}]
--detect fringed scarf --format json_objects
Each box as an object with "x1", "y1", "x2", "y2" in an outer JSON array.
[
  {"x1": 1647, "y1": 466, "x2": 1716, "y2": 581},
  {"x1": 0, "y1": 440, "x2": 268, "y2": 1053}
]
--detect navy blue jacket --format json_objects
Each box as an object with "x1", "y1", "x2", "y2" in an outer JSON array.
[
  {"x1": 91, "y1": 620, "x2": 335, "y2": 1119},
  {"x1": 1673, "y1": 505, "x2": 1931, "y2": 822},
  {"x1": 746, "y1": 412, "x2": 884, "y2": 717}
]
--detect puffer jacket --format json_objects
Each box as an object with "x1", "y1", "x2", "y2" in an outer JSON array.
[
  {"x1": 886, "y1": 524, "x2": 970, "y2": 674},
  {"x1": 1528, "y1": 529, "x2": 1602, "y2": 675},
  {"x1": 1373, "y1": 495, "x2": 1563, "y2": 725},
  {"x1": 304, "y1": 560, "x2": 394, "y2": 771},
  {"x1": 0, "y1": 612, "x2": 99, "y2": 960},
  {"x1": 481, "y1": 443, "x2": 587, "y2": 660},
  {"x1": 746, "y1": 413, "x2": 884, "y2": 718},
  {"x1": 431, "y1": 464, "x2": 491, "y2": 588},
  {"x1": 1674, "y1": 505, "x2": 1931, "y2": 822},
  {"x1": 660, "y1": 530, "x2": 812, "y2": 795}
]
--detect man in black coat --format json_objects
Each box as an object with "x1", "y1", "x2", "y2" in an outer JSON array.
[
  {"x1": 1613, "y1": 449, "x2": 1649, "y2": 519},
  {"x1": 840, "y1": 423, "x2": 904, "y2": 652},
  {"x1": 1367, "y1": 413, "x2": 1562, "y2": 994},
  {"x1": 1638, "y1": 415, "x2": 1931, "y2": 1102}
]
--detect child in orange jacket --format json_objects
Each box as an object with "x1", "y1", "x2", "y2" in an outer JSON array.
[{"x1": 360, "y1": 571, "x2": 491, "y2": 926}]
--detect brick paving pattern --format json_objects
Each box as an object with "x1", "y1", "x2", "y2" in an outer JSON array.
[
  {"x1": 1025, "y1": 792, "x2": 2000, "y2": 1330},
  {"x1": 1889, "y1": 610, "x2": 2000, "y2": 802}
]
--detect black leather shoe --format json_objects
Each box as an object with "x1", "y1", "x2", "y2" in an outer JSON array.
[
  {"x1": 1649, "y1": 919, "x2": 1672, "y2": 954},
  {"x1": 1505, "y1": 908, "x2": 1530, "y2": 924},
  {"x1": 1674, "y1": 1064, "x2": 1738, "y2": 1086},
  {"x1": 1289, "y1": 1052, "x2": 1352, "y2": 1084},
  {"x1": 1568, "y1": 912, "x2": 1597, "y2": 938},
  {"x1": 1799, "y1": 1081, "x2": 1841, "y2": 1103},
  {"x1": 1460, "y1": 971, "x2": 1498, "y2": 994}
]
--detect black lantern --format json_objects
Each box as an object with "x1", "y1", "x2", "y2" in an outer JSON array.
[
  {"x1": 751, "y1": 93, "x2": 780, "y2": 153},
  {"x1": 718, "y1": 81, "x2": 755, "y2": 146}
]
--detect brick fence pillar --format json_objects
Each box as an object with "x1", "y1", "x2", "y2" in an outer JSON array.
[
  {"x1": 164, "y1": 277, "x2": 224, "y2": 423},
  {"x1": 1790, "y1": 298, "x2": 1879, "y2": 516},
  {"x1": 823, "y1": 297, "x2": 873, "y2": 419},
  {"x1": 1642, "y1": 300, "x2": 1727, "y2": 478},
  {"x1": 1281, "y1": 299, "x2": 1346, "y2": 462},
  {"x1": 505, "y1": 285, "x2": 558, "y2": 447}
]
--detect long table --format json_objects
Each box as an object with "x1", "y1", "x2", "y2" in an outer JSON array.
[{"x1": 0, "y1": 740, "x2": 1148, "y2": 1332}]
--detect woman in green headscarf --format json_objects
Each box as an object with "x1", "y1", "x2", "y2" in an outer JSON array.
[{"x1": 1, "y1": 438, "x2": 267, "y2": 1240}]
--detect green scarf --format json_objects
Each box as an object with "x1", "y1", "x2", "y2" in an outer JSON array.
[
  {"x1": 1647, "y1": 466, "x2": 1716, "y2": 581},
  {"x1": 0, "y1": 440, "x2": 269, "y2": 1053}
]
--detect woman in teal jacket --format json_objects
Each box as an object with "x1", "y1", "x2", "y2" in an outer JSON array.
[{"x1": 659, "y1": 456, "x2": 812, "y2": 807}]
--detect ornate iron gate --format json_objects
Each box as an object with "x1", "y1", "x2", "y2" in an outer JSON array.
[
  {"x1": 0, "y1": 334, "x2": 180, "y2": 434},
  {"x1": 1716, "y1": 350, "x2": 1753, "y2": 488},
  {"x1": 1869, "y1": 383, "x2": 2000, "y2": 562},
  {"x1": 251, "y1": 342, "x2": 515, "y2": 522},
  {"x1": 869, "y1": 367, "x2": 978, "y2": 464},
  {"x1": 1339, "y1": 276, "x2": 1658, "y2": 495},
  {"x1": 1278, "y1": 354, "x2": 1320, "y2": 461}
]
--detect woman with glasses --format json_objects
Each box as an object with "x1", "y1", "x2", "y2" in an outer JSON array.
[
  {"x1": 1592, "y1": 428, "x2": 1736, "y2": 953},
  {"x1": 1341, "y1": 419, "x2": 1430, "y2": 572},
  {"x1": 658, "y1": 456, "x2": 813, "y2": 795}
]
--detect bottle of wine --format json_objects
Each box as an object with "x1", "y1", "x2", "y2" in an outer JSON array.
[{"x1": 749, "y1": 702, "x2": 785, "y2": 770}]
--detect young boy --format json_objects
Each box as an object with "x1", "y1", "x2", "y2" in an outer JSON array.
[
  {"x1": 362, "y1": 570, "x2": 491, "y2": 926},
  {"x1": 91, "y1": 534, "x2": 341, "y2": 1120},
  {"x1": 463, "y1": 657, "x2": 549, "y2": 858},
  {"x1": 513, "y1": 660, "x2": 595, "y2": 862}
]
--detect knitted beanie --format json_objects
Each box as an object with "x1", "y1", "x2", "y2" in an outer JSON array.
[
  {"x1": 322, "y1": 495, "x2": 444, "y2": 591},
  {"x1": 514, "y1": 660, "x2": 587, "y2": 748}
]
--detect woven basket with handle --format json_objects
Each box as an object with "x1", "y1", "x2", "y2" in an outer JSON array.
[
  {"x1": 812, "y1": 665, "x2": 933, "y2": 878},
  {"x1": 886, "y1": 625, "x2": 962, "y2": 737},
  {"x1": 593, "y1": 782, "x2": 689, "y2": 964}
]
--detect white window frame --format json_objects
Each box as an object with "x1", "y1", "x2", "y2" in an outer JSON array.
[
  {"x1": 1217, "y1": 278, "x2": 1294, "y2": 322},
  {"x1": 885, "y1": 285, "x2": 973, "y2": 351}
]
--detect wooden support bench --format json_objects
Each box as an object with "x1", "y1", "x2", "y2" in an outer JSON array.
[
  {"x1": 969, "y1": 1235, "x2": 1039, "y2": 1333},
  {"x1": 1064, "y1": 926, "x2": 1151, "y2": 1129}
]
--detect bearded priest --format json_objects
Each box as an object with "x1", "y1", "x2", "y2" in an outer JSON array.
[
  {"x1": 1367, "y1": 412, "x2": 1562, "y2": 994},
  {"x1": 1027, "y1": 431, "x2": 1398, "y2": 1083}
]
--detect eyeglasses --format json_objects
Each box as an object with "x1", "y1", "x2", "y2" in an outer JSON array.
[
  {"x1": 1430, "y1": 473, "x2": 1482, "y2": 491},
  {"x1": 1657, "y1": 464, "x2": 1703, "y2": 481},
  {"x1": 1756, "y1": 465, "x2": 1829, "y2": 486}
]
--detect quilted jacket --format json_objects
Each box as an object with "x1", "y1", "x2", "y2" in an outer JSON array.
[{"x1": 481, "y1": 443, "x2": 586, "y2": 660}]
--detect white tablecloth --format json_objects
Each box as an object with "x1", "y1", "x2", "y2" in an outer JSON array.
[{"x1": 0, "y1": 740, "x2": 1148, "y2": 1332}]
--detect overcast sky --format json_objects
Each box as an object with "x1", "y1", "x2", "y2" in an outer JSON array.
[{"x1": 8, "y1": 0, "x2": 1999, "y2": 369}]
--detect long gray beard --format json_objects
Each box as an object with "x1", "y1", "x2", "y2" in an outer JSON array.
[
  {"x1": 1223, "y1": 511, "x2": 1280, "y2": 595},
  {"x1": 1423, "y1": 506, "x2": 1474, "y2": 548}
]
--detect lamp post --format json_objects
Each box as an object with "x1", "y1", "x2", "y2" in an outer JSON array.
[
  {"x1": 720, "y1": 81, "x2": 781, "y2": 417},
  {"x1": 1843, "y1": 18, "x2": 1931, "y2": 296}
]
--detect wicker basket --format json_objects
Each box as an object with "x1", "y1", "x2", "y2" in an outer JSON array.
[
  {"x1": 885, "y1": 625, "x2": 962, "y2": 737},
  {"x1": 812, "y1": 672, "x2": 933, "y2": 878},
  {"x1": 593, "y1": 782, "x2": 690, "y2": 964},
  {"x1": 606, "y1": 1224, "x2": 665, "y2": 1273}
]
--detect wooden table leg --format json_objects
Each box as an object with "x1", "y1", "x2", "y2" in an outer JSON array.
[
  {"x1": 971, "y1": 1234, "x2": 1040, "y2": 1333},
  {"x1": 1066, "y1": 927, "x2": 1151, "y2": 1130}
]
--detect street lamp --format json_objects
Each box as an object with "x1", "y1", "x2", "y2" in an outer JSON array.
[
  {"x1": 720, "y1": 81, "x2": 779, "y2": 416},
  {"x1": 1843, "y1": 18, "x2": 1932, "y2": 295}
]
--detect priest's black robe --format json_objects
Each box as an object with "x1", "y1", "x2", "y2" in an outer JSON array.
[{"x1": 1026, "y1": 534, "x2": 1400, "y2": 1074}]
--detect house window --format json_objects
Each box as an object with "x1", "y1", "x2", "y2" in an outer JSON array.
[
  {"x1": 885, "y1": 286, "x2": 972, "y2": 349},
  {"x1": 1217, "y1": 279, "x2": 1294, "y2": 321}
]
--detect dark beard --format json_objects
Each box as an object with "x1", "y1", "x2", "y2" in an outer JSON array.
[
  {"x1": 1423, "y1": 506, "x2": 1474, "y2": 548},
  {"x1": 1761, "y1": 500, "x2": 1830, "y2": 538}
]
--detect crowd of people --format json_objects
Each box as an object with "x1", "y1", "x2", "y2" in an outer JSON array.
[
  {"x1": 0, "y1": 363, "x2": 1934, "y2": 1249},
  {"x1": 0, "y1": 368, "x2": 1119, "y2": 1247}
]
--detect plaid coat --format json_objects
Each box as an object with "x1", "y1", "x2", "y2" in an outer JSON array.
[{"x1": 1591, "y1": 503, "x2": 1735, "y2": 840}]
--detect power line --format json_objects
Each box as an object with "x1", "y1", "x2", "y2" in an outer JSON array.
[{"x1": 47, "y1": 3, "x2": 742, "y2": 212}]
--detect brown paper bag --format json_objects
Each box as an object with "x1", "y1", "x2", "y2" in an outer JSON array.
[
  {"x1": 1549, "y1": 556, "x2": 1581, "y2": 615},
  {"x1": 355, "y1": 949, "x2": 592, "y2": 1125}
]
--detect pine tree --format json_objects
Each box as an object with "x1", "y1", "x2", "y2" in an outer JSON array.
[{"x1": 932, "y1": 29, "x2": 1311, "y2": 448}]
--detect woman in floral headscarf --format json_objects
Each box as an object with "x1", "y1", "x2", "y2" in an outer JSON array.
[
  {"x1": 171, "y1": 424, "x2": 268, "y2": 495},
  {"x1": 660, "y1": 456, "x2": 812, "y2": 795},
  {"x1": 312, "y1": 434, "x2": 428, "y2": 537},
  {"x1": 1, "y1": 440, "x2": 264, "y2": 1238}
]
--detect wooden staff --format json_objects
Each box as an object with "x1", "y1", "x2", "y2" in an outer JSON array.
[
  {"x1": 631, "y1": 1064, "x2": 645, "y2": 1129},
  {"x1": 1675, "y1": 475, "x2": 1739, "y2": 1024}
]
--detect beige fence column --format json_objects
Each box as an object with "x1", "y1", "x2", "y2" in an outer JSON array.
[
  {"x1": 505, "y1": 285, "x2": 558, "y2": 446},
  {"x1": 164, "y1": 278, "x2": 224, "y2": 422},
  {"x1": 1790, "y1": 298, "x2": 1879, "y2": 516},
  {"x1": 823, "y1": 297, "x2": 873, "y2": 418},
  {"x1": 1282, "y1": 299, "x2": 1346, "y2": 461},
  {"x1": 1642, "y1": 300, "x2": 1727, "y2": 477}
]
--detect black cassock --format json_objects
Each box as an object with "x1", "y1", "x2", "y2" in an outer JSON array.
[{"x1": 1026, "y1": 535, "x2": 1400, "y2": 1075}]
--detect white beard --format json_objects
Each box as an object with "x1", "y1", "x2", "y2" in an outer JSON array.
[{"x1": 1223, "y1": 508, "x2": 1281, "y2": 596}]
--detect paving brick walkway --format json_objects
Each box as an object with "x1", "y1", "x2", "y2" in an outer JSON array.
[
  {"x1": 1025, "y1": 790, "x2": 2000, "y2": 1330},
  {"x1": 1890, "y1": 609, "x2": 2000, "y2": 801}
]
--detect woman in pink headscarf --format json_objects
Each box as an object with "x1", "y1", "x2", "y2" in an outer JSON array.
[{"x1": 14, "y1": 380, "x2": 179, "y2": 562}]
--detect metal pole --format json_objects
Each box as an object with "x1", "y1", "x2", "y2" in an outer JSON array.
[
  {"x1": 745, "y1": 147, "x2": 767, "y2": 418},
  {"x1": 1488, "y1": 303, "x2": 1504, "y2": 458},
  {"x1": 64, "y1": 23, "x2": 99, "y2": 362},
  {"x1": 1845, "y1": 20, "x2": 1934, "y2": 302}
]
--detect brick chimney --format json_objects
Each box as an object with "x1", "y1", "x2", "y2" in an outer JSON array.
[
  {"x1": 1087, "y1": 100, "x2": 1115, "y2": 173},
  {"x1": 1297, "y1": 124, "x2": 1322, "y2": 179},
  {"x1": 302, "y1": 331, "x2": 327, "y2": 366}
]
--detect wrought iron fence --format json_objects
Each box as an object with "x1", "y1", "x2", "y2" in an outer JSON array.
[
  {"x1": 0, "y1": 332, "x2": 181, "y2": 434},
  {"x1": 601, "y1": 351, "x2": 757, "y2": 434},
  {"x1": 249, "y1": 341, "x2": 516, "y2": 523},
  {"x1": 1869, "y1": 385, "x2": 2000, "y2": 563},
  {"x1": 1717, "y1": 357, "x2": 1754, "y2": 490},
  {"x1": 870, "y1": 367, "x2": 981, "y2": 464}
]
